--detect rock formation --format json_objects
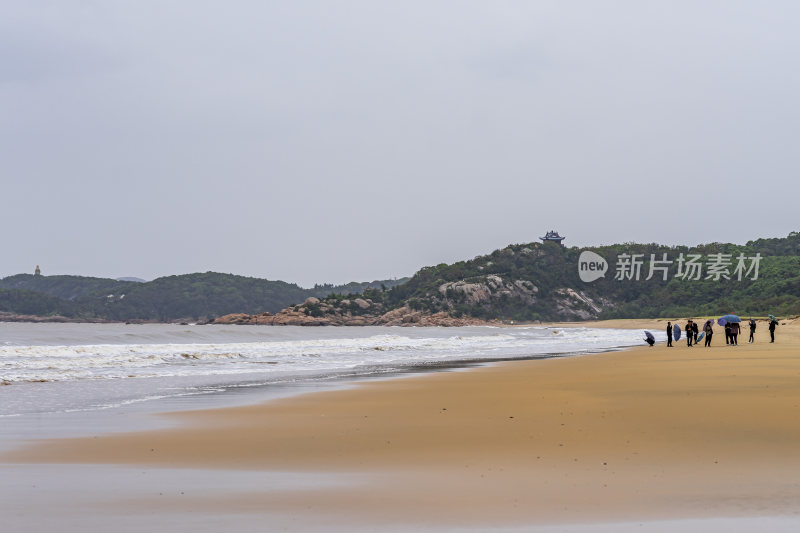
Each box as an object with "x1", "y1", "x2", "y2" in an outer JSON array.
[{"x1": 211, "y1": 303, "x2": 487, "y2": 327}]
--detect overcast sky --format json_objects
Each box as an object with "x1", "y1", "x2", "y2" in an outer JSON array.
[{"x1": 3, "y1": 1, "x2": 798, "y2": 286}]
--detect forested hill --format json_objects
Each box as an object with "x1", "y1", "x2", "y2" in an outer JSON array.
[
  {"x1": 294, "y1": 232, "x2": 800, "y2": 323},
  {"x1": 0, "y1": 272, "x2": 408, "y2": 322},
  {"x1": 0, "y1": 274, "x2": 131, "y2": 301},
  {"x1": 3, "y1": 232, "x2": 799, "y2": 323}
]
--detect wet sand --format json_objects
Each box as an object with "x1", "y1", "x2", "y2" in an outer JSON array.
[{"x1": 4, "y1": 319, "x2": 800, "y2": 530}]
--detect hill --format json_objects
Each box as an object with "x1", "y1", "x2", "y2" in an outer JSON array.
[
  {"x1": 4, "y1": 233, "x2": 799, "y2": 324},
  {"x1": 0, "y1": 288, "x2": 79, "y2": 318},
  {"x1": 0, "y1": 274, "x2": 132, "y2": 301},
  {"x1": 0, "y1": 272, "x2": 408, "y2": 322},
  {"x1": 272, "y1": 232, "x2": 800, "y2": 324}
]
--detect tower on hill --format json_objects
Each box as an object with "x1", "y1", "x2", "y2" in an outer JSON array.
[
  {"x1": 539, "y1": 230, "x2": 565, "y2": 245},
  {"x1": 34, "y1": 265, "x2": 41, "y2": 276}
]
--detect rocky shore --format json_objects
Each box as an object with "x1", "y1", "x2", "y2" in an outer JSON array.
[
  {"x1": 211, "y1": 297, "x2": 489, "y2": 327},
  {"x1": 0, "y1": 306, "x2": 489, "y2": 327}
]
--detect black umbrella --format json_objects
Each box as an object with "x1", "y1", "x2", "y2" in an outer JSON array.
[{"x1": 644, "y1": 330, "x2": 655, "y2": 346}]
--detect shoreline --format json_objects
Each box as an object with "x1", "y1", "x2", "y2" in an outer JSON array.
[
  {"x1": 4, "y1": 319, "x2": 800, "y2": 529},
  {"x1": 0, "y1": 323, "x2": 647, "y2": 437},
  {"x1": 0, "y1": 311, "x2": 705, "y2": 328},
  {"x1": 5, "y1": 312, "x2": 781, "y2": 335}
]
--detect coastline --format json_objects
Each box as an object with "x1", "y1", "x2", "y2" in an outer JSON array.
[
  {"x1": 0, "y1": 312, "x2": 119, "y2": 324},
  {"x1": 4, "y1": 319, "x2": 800, "y2": 530},
  {"x1": 0, "y1": 310, "x2": 734, "y2": 330},
  {"x1": 0, "y1": 310, "x2": 754, "y2": 332}
]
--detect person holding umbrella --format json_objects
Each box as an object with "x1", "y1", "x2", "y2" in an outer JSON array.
[
  {"x1": 644, "y1": 331, "x2": 656, "y2": 347},
  {"x1": 718, "y1": 315, "x2": 742, "y2": 345},
  {"x1": 769, "y1": 315, "x2": 779, "y2": 343},
  {"x1": 666, "y1": 321, "x2": 673, "y2": 347},
  {"x1": 703, "y1": 319, "x2": 714, "y2": 347}
]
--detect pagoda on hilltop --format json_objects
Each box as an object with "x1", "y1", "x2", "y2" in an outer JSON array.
[{"x1": 540, "y1": 230, "x2": 565, "y2": 245}]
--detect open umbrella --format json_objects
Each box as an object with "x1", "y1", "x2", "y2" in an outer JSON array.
[
  {"x1": 717, "y1": 314, "x2": 741, "y2": 326},
  {"x1": 769, "y1": 314, "x2": 778, "y2": 323},
  {"x1": 644, "y1": 330, "x2": 655, "y2": 346}
]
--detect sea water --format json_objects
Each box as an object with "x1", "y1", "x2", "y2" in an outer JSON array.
[{"x1": 0, "y1": 322, "x2": 662, "y2": 421}]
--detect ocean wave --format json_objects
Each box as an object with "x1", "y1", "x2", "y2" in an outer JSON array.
[{"x1": 0, "y1": 327, "x2": 655, "y2": 384}]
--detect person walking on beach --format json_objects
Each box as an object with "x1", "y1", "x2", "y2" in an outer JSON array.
[
  {"x1": 725, "y1": 322, "x2": 732, "y2": 345},
  {"x1": 704, "y1": 319, "x2": 713, "y2": 347},
  {"x1": 685, "y1": 320, "x2": 694, "y2": 347},
  {"x1": 748, "y1": 318, "x2": 756, "y2": 343},
  {"x1": 666, "y1": 321, "x2": 673, "y2": 347},
  {"x1": 730, "y1": 321, "x2": 740, "y2": 345},
  {"x1": 692, "y1": 321, "x2": 699, "y2": 344},
  {"x1": 769, "y1": 317, "x2": 778, "y2": 343}
]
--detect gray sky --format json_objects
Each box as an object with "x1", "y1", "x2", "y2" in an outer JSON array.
[{"x1": 3, "y1": 1, "x2": 799, "y2": 287}]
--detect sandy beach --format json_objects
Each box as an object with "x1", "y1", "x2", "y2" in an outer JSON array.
[{"x1": 5, "y1": 318, "x2": 800, "y2": 530}]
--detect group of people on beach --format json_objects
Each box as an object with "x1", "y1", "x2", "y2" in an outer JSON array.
[{"x1": 662, "y1": 317, "x2": 778, "y2": 347}]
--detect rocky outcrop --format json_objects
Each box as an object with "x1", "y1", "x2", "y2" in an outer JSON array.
[
  {"x1": 372, "y1": 306, "x2": 484, "y2": 326},
  {"x1": 552, "y1": 288, "x2": 611, "y2": 320},
  {"x1": 439, "y1": 281, "x2": 492, "y2": 303},
  {"x1": 208, "y1": 271, "x2": 619, "y2": 325},
  {"x1": 438, "y1": 275, "x2": 538, "y2": 307},
  {"x1": 212, "y1": 304, "x2": 487, "y2": 327},
  {"x1": 211, "y1": 312, "x2": 277, "y2": 325},
  {"x1": 208, "y1": 268, "x2": 618, "y2": 325}
]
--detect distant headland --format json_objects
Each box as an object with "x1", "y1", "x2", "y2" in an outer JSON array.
[{"x1": 3, "y1": 232, "x2": 799, "y2": 325}]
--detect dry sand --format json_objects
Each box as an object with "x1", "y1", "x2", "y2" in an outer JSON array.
[{"x1": 5, "y1": 319, "x2": 800, "y2": 529}]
